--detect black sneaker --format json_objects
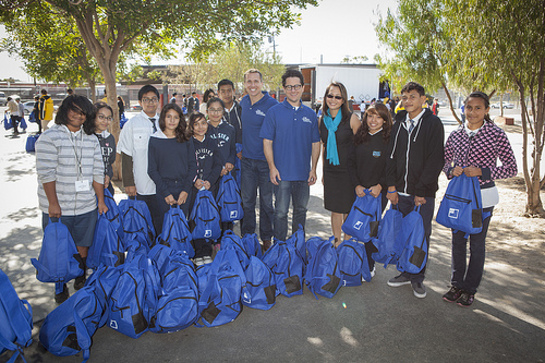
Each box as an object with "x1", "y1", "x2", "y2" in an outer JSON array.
[
  {"x1": 54, "y1": 284, "x2": 69, "y2": 304},
  {"x1": 412, "y1": 281, "x2": 427, "y2": 299},
  {"x1": 443, "y1": 286, "x2": 463, "y2": 302},
  {"x1": 457, "y1": 292, "x2": 475, "y2": 307},
  {"x1": 74, "y1": 275, "x2": 86, "y2": 291},
  {"x1": 387, "y1": 274, "x2": 411, "y2": 287}
]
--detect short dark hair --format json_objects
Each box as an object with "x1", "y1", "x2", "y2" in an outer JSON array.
[
  {"x1": 67, "y1": 88, "x2": 73, "y2": 94},
  {"x1": 191, "y1": 92, "x2": 196, "y2": 96},
  {"x1": 55, "y1": 95, "x2": 96, "y2": 133},
  {"x1": 41, "y1": 89, "x2": 48, "y2": 95},
  {"x1": 217, "y1": 79, "x2": 234, "y2": 90},
  {"x1": 138, "y1": 85, "x2": 159, "y2": 101},
  {"x1": 188, "y1": 111, "x2": 207, "y2": 136},
  {"x1": 173, "y1": 92, "x2": 178, "y2": 96},
  {"x1": 281, "y1": 69, "x2": 304, "y2": 87},
  {"x1": 158, "y1": 103, "x2": 189, "y2": 142},
  {"x1": 401, "y1": 82, "x2": 425, "y2": 96},
  {"x1": 244, "y1": 69, "x2": 263, "y2": 81}
]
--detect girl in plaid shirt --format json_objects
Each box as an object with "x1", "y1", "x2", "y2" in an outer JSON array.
[{"x1": 442, "y1": 91, "x2": 517, "y2": 307}]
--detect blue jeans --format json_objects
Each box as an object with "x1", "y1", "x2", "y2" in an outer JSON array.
[
  {"x1": 240, "y1": 158, "x2": 274, "y2": 241},
  {"x1": 397, "y1": 194, "x2": 435, "y2": 283},
  {"x1": 451, "y1": 207, "x2": 494, "y2": 294},
  {"x1": 273, "y1": 180, "x2": 310, "y2": 241}
]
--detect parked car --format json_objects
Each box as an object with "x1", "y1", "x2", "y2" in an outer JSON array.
[
  {"x1": 23, "y1": 101, "x2": 35, "y2": 115},
  {"x1": 491, "y1": 102, "x2": 515, "y2": 109},
  {"x1": 0, "y1": 92, "x2": 6, "y2": 106}
]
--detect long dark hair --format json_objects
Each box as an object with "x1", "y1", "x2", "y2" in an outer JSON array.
[
  {"x1": 321, "y1": 82, "x2": 352, "y2": 124},
  {"x1": 354, "y1": 103, "x2": 392, "y2": 145},
  {"x1": 84, "y1": 101, "x2": 113, "y2": 135},
  {"x1": 57, "y1": 95, "x2": 96, "y2": 135},
  {"x1": 158, "y1": 103, "x2": 189, "y2": 142},
  {"x1": 464, "y1": 91, "x2": 492, "y2": 123}
]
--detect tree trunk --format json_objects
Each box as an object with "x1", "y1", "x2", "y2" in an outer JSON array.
[
  {"x1": 442, "y1": 82, "x2": 461, "y2": 124},
  {"x1": 500, "y1": 94, "x2": 504, "y2": 117}
]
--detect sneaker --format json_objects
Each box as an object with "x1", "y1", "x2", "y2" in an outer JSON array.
[
  {"x1": 442, "y1": 286, "x2": 463, "y2": 302},
  {"x1": 412, "y1": 282, "x2": 427, "y2": 299},
  {"x1": 457, "y1": 292, "x2": 475, "y2": 307},
  {"x1": 370, "y1": 267, "x2": 376, "y2": 278},
  {"x1": 54, "y1": 284, "x2": 69, "y2": 304},
  {"x1": 203, "y1": 256, "x2": 213, "y2": 264},
  {"x1": 74, "y1": 275, "x2": 86, "y2": 291},
  {"x1": 262, "y1": 240, "x2": 272, "y2": 252},
  {"x1": 193, "y1": 257, "x2": 204, "y2": 266},
  {"x1": 387, "y1": 274, "x2": 411, "y2": 287}
]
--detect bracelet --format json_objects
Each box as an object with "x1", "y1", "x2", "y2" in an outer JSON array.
[{"x1": 387, "y1": 190, "x2": 397, "y2": 194}]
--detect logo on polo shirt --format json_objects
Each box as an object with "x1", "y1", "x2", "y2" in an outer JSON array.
[
  {"x1": 302, "y1": 116, "x2": 312, "y2": 123},
  {"x1": 256, "y1": 109, "x2": 266, "y2": 117},
  {"x1": 373, "y1": 150, "x2": 381, "y2": 158}
]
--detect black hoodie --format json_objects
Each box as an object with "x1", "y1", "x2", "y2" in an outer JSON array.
[{"x1": 385, "y1": 108, "x2": 444, "y2": 197}]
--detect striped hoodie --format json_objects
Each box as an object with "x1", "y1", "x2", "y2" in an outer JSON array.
[{"x1": 36, "y1": 124, "x2": 104, "y2": 216}]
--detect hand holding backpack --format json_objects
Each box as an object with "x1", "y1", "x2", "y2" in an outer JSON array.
[
  {"x1": 396, "y1": 206, "x2": 428, "y2": 274},
  {"x1": 342, "y1": 190, "x2": 382, "y2": 242},
  {"x1": 216, "y1": 172, "x2": 244, "y2": 222},
  {"x1": 372, "y1": 205, "x2": 404, "y2": 267},
  {"x1": 0, "y1": 269, "x2": 33, "y2": 363},
  {"x1": 190, "y1": 189, "x2": 221, "y2": 241}
]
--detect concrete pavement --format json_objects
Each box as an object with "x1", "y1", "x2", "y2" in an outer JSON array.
[{"x1": 0, "y1": 112, "x2": 544, "y2": 362}]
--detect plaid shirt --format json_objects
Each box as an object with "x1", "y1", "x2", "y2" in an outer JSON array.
[{"x1": 443, "y1": 121, "x2": 517, "y2": 185}]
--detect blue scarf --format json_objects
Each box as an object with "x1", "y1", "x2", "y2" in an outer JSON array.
[{"x1": 323, "y1": 110, "x2": 343, "y2": 166}]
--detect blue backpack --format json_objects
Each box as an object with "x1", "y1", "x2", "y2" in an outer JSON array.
[
  {"x1": 372, "y1": 206, "x2": 404, "y2": 267},
  {"x1": 262, "y1": 241, "x2": 304, "y2": 298},
  {"x1": 3, "y1": 114, "x2": 13, "y2": 130},
  {"x1": 342, "y1": 191, "x2": 382, "y2": 242},
  {"x1": 120, "y1": 113, "x2": 128, "y2": 128},
  {"x1": 396, "y1": 206, "x2": 428, "y2": 274},
  {"x1": 242, "y1": 233, "x2": 263, "y2": 259},
  {"x1": 156, "y1": 205, "x2": 194, "y2": 258},
  {"x1": 220, "y1": 231, "x2": 250, "y2": 268},
  {"x1": 285, "y1": 225, "x2": 306, "y2": 263},
  {"x1": 437, "y1": 174, "x2": 485, "y2": 235},
  {"x1": 87, "y1": 214, "x2": 125, "y2": 270},
  {"x1": 19, "y1": 117, "x2": 27, "y2": 131},
  {"x1": 149, "y1": 255, "x2": 198, "y2": 333},
  {"x1": 103, "y1": 189, "x2": 121, "y2": 233},
  {"x1": 304, "y1": 237, "x2": 342, "y2": 299},
  {"x1": 107, "y1": 260, "x2": 149, "y2": 339},
  {"x1": 242, "y1": 256, "x2": 277, "y2": 310},
  {"x1": 216, "y1": 173, "x2": 244, "y2": 222},
  {"x1": 25, "y1": 134, "x2": 40, "y2": 153},
  {"x1": 337, "y1": 239, "x2": 372, "y2": 286},
  {"x1": 196, "y1": 250, "x2": 248, "y2": 327},
  {"x1": 31, "y1": 218, "x2": 83, "y2": 284},
  {"x1": 84, "y1": 264, "x2": 122, "y2": 328},
  {"x1": 0, "y1": 269, "x2": 33, "y2": 363},
  {"x1": 118, "y1": 197, "x2": 155, "y2": 247},
  {"x1": 29, "y1": 110, "x2": 36, "y2": 123},
  {"x1": 39, "y1": 286, "x2": 102, "y2": 363},
  {"x1": 190, "y1": 189, "x2": 221, "y2": 241}
]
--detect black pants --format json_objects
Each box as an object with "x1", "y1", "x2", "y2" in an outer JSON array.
[{"x1": 136, "y1": 193, "x2": 163, "y2": 238}]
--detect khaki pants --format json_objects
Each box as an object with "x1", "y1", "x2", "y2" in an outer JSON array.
[{"x1": 41, "y1": 119, "x2": 50, "y2": 131}]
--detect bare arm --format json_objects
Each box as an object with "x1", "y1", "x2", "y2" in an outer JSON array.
[{"x1": 43, "y1": 181, "x2": 61, "y2": 218}]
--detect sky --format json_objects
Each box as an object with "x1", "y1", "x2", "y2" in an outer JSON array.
[{"x1": 0, "y1": 0, "x2": 398, "y2": 82}]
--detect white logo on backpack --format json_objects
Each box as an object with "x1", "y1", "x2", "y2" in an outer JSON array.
[
  {"x1": 204, "y1": 230, "x2": 212, "y2": 238},
  {"x1": 353, "y1": 221, "x2": 363, "y2": 230},
  {"x1": 448, "y1": 208, "x2": 459, "y2": 219},
  {"x1": 110, "y1": 320, "x2": 118, "y2": 330},
  {"x1": 230, "y1": 210, "x2": 238, "y2": 219}
]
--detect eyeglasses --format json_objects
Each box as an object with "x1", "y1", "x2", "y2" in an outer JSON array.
[
  {"x1": 97, "y1": 114, "x2": 113, "y2": 122},
  {"x1": 327, "y1": 94, "x2": 343, "y2": 100},
  {"x1": 142, "y1": 97, "x2": 158, "y2": 104},
  {"x1": 208, "y1": 108, "x2": 224, "y2": 114},
  {"x1": 285, "y1": 84, "x2": 302, "y2": 91}
]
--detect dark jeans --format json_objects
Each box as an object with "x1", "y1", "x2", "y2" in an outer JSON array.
[
  {"x1": 136, "y1": 193, "x2": 162, "y2": 238},
  {"x1": 397, "y1": 194, "x2": 435, "y2": 283},
  {"x1": 42, "y1": 209, "x2": 98, "y2": 248},
  {"x1": 273, "y1": 180, "x2": 310, "y2": 242},
  {"x1": 240, "y1": 158, "x2": 274, "y2": 241},
  {"x1": 451, "y1": 207, "x2": 494, "y2": 294},
  {"x1": 11, "y1": 115, "x2": 20, "y2": 133}
]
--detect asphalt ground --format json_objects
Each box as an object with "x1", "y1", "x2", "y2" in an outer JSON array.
[{"x1": 0, "y1": 109, "x2": 544, "y2": 362}]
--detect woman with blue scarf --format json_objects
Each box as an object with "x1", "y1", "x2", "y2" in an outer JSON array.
[{"x1": 319, "y1": 82, "x2": 361, "y2": 246}]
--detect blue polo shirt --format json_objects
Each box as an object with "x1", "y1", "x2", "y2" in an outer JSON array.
[
  {"x1": 260, "y1": 99, "x2": 320, "y2": 181},
  {"x1": 240, "y1": 91, "x2": 278, "y2": 160}
]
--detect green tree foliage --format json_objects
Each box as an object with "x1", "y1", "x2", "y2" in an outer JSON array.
[{"x1": 445, "y1": 0, "x2": 545, "y2": 217}]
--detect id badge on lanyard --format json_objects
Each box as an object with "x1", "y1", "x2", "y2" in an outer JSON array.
[{"x1": 71, "y1": 131, "x2": 91, "y2": 192}]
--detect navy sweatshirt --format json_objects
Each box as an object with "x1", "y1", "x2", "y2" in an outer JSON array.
[
  {"x1": 147, "y1": 136, "x2": 197, "y2": 199},
  {"x1": 192, "y1": 135, "x2": 222, "y2": 186},
  {"x1": 207, "y1": 119, "x2": 236, "y2": 166},
  {"x1": 347, "y1": 130, "x2": 389, "y2": 189}
]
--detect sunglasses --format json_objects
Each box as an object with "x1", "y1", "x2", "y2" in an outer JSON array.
[{"x1": 327, "y1": 94, "x2": 343, "y2": 100}]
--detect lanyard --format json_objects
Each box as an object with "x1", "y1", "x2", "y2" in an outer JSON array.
[{"x1": 69, "y1": 129, "x2": 84, "y2": 179}]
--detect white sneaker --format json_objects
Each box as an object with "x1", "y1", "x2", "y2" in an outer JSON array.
[
  {"x1": 193, "y1": 257, "x2": 204, "y2": 266},
  {"x1": 203, "y1": 256, "x2": 213, "y2": 264},
  {"x1": 370, "y1": 267, "x2": 376, "y2": 278}
]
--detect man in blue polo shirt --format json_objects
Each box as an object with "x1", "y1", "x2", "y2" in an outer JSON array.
[
  {"x1": 261, "y1": 69, "x2": 320, "y2": 242},
  {"x1": 240, "y1": 69, "x2": 278, "y2": 251}
]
